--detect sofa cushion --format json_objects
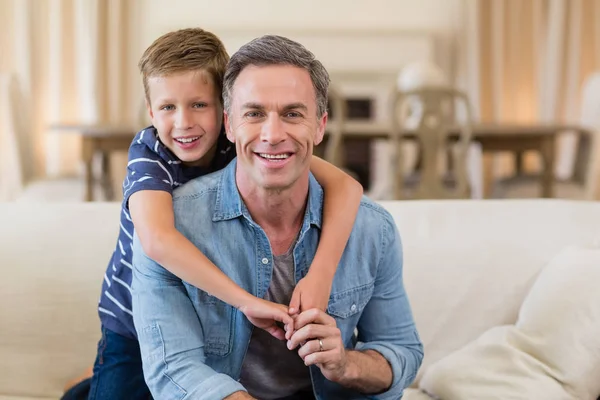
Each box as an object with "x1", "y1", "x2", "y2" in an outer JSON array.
[{"x1": 417, "y1": 244, "x2": 600, "y2": 399}]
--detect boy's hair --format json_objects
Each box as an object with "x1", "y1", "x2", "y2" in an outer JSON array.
[
  {"x1": 138, "y1": 28, "x2": 229, "y2": 105},
  {"x1": 223, "y1": 35, "x2": 330, "y2": 117}
]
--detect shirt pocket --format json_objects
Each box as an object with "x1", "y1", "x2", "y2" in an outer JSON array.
[
  {"x1": 327, "y1": 282, "x2": 374, "y2": 319},
  {"x1": 188, "y1": 288, "x2": 234, "y2": 357}
]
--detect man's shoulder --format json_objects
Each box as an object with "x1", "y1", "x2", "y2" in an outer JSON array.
[
  {"x1": 356, "y1": 196, "x2": 397, "y2": 229},
  {"x1": 172, "y1": 168, "x2": 225, "y2": 201},
  {"x1": 351, "y1": 196, "x2": 400, "y2": 251}
]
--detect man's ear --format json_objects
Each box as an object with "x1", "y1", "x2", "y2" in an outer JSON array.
[
  {"x1": 314, "y1": 111, "x2": 327, "y2": 146},
  {"x1": 224, "y1": 111, "x2": 235, "y2": 143}
]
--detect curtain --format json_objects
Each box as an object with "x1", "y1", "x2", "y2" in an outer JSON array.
[
  {"x1": 464, "y1": 0, "x2": 600, "y2": 182},
  {"x1": 0, "y1": 0, "x2": 134, "y2": 200}
]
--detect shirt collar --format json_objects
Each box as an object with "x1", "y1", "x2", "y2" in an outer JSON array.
[{"x1": 213, "y1": 159, "x2": 323, "y2": 231}]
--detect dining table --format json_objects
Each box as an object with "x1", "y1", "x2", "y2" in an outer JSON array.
[
  {"x1": 48, "y1": 121, "x2": 583, "y2": 201},
  {"x1": 323, "y1": 121, "x2": 585, "y2": 198}
]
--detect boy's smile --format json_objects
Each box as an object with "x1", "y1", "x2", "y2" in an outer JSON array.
[{"x1": 146, "y1": 70, "x2": 223, "y2": 167}]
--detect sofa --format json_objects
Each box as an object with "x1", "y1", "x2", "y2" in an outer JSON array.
[{"x1": 1, "y1": 199, "x2": 600, "y2": 400}]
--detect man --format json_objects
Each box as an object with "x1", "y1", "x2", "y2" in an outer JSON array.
[{"x1": 132, "y1": 35, "x2": 423, "y2": 400}]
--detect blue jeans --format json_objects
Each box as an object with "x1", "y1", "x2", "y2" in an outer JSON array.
[{"x1": 62, "y1": 326, "x2": 151, "y2": 400}]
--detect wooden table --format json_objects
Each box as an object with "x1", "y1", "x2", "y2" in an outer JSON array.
[
  {"x1": 48, "y1": 124, "x2": 137, "y2": 201},
  {"x1": 325, "y1": 121, "x2": 583, "y2": 198},
  {"x1": 48, "y1": 121, "x2": 578, "y2": 201}
]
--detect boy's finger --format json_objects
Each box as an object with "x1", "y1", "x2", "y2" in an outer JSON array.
[{"x1": 288, "y1": 289, "x2": 301, "y2": 315}]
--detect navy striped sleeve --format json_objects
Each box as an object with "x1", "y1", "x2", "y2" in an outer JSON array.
[{"x1": 122, "y1": 129, "x2": 176, "y2": 207}]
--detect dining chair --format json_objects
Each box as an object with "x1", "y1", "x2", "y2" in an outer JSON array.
[{"x1": 493, "y1": 72, "x2": 600, "y2": 200}]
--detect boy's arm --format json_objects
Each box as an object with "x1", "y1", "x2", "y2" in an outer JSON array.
[
  {"x1": 129, "y1": 190, "x2": 252, "y2": 307},
  {"x1": 289, "y1": 156, "x2": 363, "y2": 313},
  {"x1": 129, "y1": 190, "x2": 293, "y2": 338}
]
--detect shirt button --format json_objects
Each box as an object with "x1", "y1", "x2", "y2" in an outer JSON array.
[
  {"x1": 261, "y1": 258, "x2": 269, "y2": 265},
  {"x1": 350, "y1": 304, "x2": 357, "y2": 312}
]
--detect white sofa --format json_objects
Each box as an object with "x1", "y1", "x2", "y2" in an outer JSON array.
[{"x1": 1, "y1": 200, "x2": 600, "y2": 400}]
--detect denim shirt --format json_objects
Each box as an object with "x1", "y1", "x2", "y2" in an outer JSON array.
[{"x1": 132, "y1": 159, "x2": 423, "y2": 400}]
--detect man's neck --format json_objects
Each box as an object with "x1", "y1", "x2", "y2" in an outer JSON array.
[{"x1": 236, "y1": 173, "x2": 309, "y2": 256}]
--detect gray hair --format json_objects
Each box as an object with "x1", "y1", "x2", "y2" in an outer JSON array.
[{"x1": 223, "y1": 35, "x2": 330, "y2": 117}]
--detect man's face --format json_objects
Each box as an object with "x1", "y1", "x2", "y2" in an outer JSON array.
[
  {"x1": 147, "y1": 70, "x2": 223, "y2": 167},
  {"x1": 224, "y1": 65, "x2": 326, "y2": 192}
]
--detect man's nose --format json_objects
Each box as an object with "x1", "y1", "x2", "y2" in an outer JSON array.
[
  {"x1": 174, "y1": 108, "x2": 193, "y2": 129},
  {"x1": 260, "y1": 113, "x2": 286, "y2": 145}
]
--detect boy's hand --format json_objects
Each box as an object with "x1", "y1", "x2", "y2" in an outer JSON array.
[
  {"x1": 239, "y1": 298, "x2": 294, "y2": 341},
  {"x1": 288, "y1": 270, "x2": 333, "y2": 316}
]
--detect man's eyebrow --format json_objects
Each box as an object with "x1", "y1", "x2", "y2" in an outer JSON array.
[
  {"x1": 282, "y1": 103, "x2": 308, "y2": 112},
  {"x1": 241, "y1": 102, "x2": 265, "y2": 110}
]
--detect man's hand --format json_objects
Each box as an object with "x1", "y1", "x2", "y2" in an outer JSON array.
[
  {"x1": 286, "y1": 308, "x2": 348, "y2": 383},
  {"x1": 288, "y1": 270, "x2": 333, "y2": 315},
  {"x1": 238, "y1": 298, "x2": 294, "y2": 340}
]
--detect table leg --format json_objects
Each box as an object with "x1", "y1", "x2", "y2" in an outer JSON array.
[
  {"x1": 515, "y1": 150, "x2": 525, "y2": 175},
  {"x1": 482, "y1": 153, "x2": 494, "y2": 198},
  {"x1": 540, "y1": 137, "x2": 556, "y2": 198},
  {"x1": 100, "y1": 151, "x2": 114, "y2": 201},
  {"x1": 81, "y1": 138, "x2": 95, "y2": 202}
]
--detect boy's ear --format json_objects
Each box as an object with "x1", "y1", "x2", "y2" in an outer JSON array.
[
  {"x1": 146, "y1": 99, "x2": 154, "y2": 120},
  {"x1": 223, "y1": 111, "x2": 235, "y2": 143}
]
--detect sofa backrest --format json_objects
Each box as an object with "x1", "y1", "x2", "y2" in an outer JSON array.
[
  {"x1": 1, "y1": 200, "x2": 599, "y2": 396},
  {"x1": 0, "y1": 203, "x2": 121, "y2": 398},
  {"x1": 383, "y1": 199, "x2": 600, "y2": 383}
]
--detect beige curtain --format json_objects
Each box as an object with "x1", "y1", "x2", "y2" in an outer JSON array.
[
  {"x1": 467, "y1": 0, "x2": 600, "y2": 180},
  {"x1": 0, "y1": 0, "x2": 133, "y2": 199}
]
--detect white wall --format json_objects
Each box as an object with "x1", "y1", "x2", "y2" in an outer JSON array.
[
  {"x1": 138, "y1": 0, "x2": 464, "y2": 47},
  {"x1": 130, "y1": 0, "x2": 466, "y2": 108}
]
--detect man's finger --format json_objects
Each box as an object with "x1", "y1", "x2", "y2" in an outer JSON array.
[
  {"x1": 297, "y1": 337, "x2": 331, "y2": 359},
  {"x1": 293, "y1": 308, "x2": 336, "y2": 331},
  {"x1": 287, "y1": 324, "x2": 337, "y2": 350},
  {"x1": 303, "y1": 349, "x2": 338, "y2": 367}
]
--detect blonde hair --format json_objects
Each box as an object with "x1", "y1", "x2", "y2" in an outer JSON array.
[{"x1": 138, "y1": 28, "x2": 229, "y2": 105}]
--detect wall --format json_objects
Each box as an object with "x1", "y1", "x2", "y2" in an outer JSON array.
[
  {"x1": 137, "y1": 0, "x2": 465, "y2": 44},
  {"x1": 129, "y1": 0, "x2": 467, "y2": 115}
]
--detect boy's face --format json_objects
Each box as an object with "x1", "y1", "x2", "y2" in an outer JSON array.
[{"x1": 146, "y1": 70, "x2": 222, "y2": 166}]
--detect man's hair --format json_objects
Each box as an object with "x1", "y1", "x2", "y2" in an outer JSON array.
[
  {"x1": 138, "y1": 28, "x2": 230, "y2": 105},
  {"x1": 223, "y1": 35, "x2": 330, "y2": 117}
]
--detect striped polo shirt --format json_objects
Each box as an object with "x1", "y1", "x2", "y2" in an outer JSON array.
[{"x1": 97, "y1": 125, "x2": 235, "y2": 339}]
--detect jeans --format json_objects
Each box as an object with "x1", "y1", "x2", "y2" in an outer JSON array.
[{"x1": 62, "y1": 326, "x2": 151, "y2": 400}]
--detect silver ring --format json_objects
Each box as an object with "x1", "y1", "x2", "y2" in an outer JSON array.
[{"x1": 318, "y1": 339, "x2": 324, "y2": 352}]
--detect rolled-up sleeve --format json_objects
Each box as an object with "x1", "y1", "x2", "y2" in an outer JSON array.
[
  {"x1": 131, "y1": 234, "x2": 246, "y2": 400},
  {"x1": 356, "y1": 215, "x2": 424, "y2": 399}
]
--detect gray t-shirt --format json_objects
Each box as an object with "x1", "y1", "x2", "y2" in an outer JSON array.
[{"x1": 239, "y1": 245, "x2": 313, "y2": 399}]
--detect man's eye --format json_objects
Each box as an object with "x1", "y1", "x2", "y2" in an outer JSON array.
[
  {"x1": 245, "y1": 111, "x2": 263, "y2": 118},
  {"x1": 160, "y1": 105, "x2": 175, "y2": 111},
  {"x1": 285, "y1": 112, "x2": 301, "y2": 118}
]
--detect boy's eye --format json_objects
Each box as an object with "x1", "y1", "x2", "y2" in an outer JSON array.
[
  {"x1": 193, "y1": 103, "x2": 207, "y2": 109},
  {"x1": 160, "y1": 105, "x2": 175, "y2": 111}
]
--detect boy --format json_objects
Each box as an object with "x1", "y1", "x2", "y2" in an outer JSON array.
[{"x1": 63, "y1": 27, "x2": 362, "y2": 400}]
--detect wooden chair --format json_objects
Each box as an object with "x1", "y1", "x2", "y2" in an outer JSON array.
[
  {"x1": 390, "y1": 87, "x2": 475, "y2": 199},
  {"x1": 323, "y1": 84, "x2": 348, "y2": 168},
  {"x1": 493, "y1": 72, "x2": 600, "y2": 200}
]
